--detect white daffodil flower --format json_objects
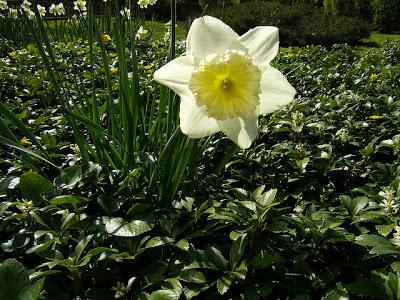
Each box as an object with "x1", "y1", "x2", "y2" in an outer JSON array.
[
  {"x1": 49, "y1": 3, "x2": 57, "y2": 15},
  {"x1": 37, "y1": 4, "x2": 46, "y2": 17},
  {"x1": 26, "y1": 9, "x2": 35, "y2": 19},
  {"x1": 120, "y1": 7, "x2": 130, "y2": 19},
  {"x1": 21, "y1": 0, "x2": 31, "y2": 10},
  {"x1": 73, "y1": 0, "x2": 87, "y2": 12},
  {"x1": 9, "y1": 8, "x2": 18, "y2": 18},
  {"x1": 137, "y1": 0, "x2": 149, "y2": 9},
  {"x1": 0, "y1": 0, "x2": 8, "y2": 11},
  {"x1": 56, "y1": 3, "x2": 65, "y2": 15},
  {"x1": 154, "y1": 16, "x2": 296, "y2": 149},
  {"x1": 135, "y1": 26, "x2": 148, "y2": 40}
]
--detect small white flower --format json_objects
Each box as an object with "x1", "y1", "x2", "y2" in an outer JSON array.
[
  {"x1": 26, "y1": 9, "x2": 35, "y2": 19},
  {"x1": 73, "y1": 0, "x2": 87, "y2": 12},
  {"x1": 56, "y1": 3, "x2": 65, "y2": 15},
  {"x1": 21, "y1": 0, "x2": 31, "y2": 10},
  {"x1": 137, "y1": 0, "x2": 156, "y2": 8},
  {"x1": 163, "y1": 30, "x2": 171, "y2": 44},
  {"x1": 37, "y1": 4, "x2": 46, "y2": 17},
  {"x1": 154, "y1": 16, "x2": 296, "y2": 148},
  {"x1": 49, "y1": 3, "x2": 57, "y2": 14},
  {"x1": 291, "y1": 111, "x2": 303, "y2": 123},
  {"x1": 380, "y1": 199, "x2": 399, "y2": 215},
  {"x1": 379, "y1": 187, "x2": 399, "y2": 215},
  {"x1": 379, "y1": 187, "x2": 396, "y2": 202},
  {"x1": 120, "y1": 7, "x2": 130, "y2": 19},
  {"x1": 295, "y1": 143, "x2": 305, "y2": 153},
  {"x1": 135, "y1": 26, "x2": 148, "y2": 40},
  {"x1": 335, "y1": 128, "x2": 349, "y2": 142},
  {"x1": 137, "y1": 0, "x2": 150, "y2": 9},
  {"x1": 9, "y1": 7, "x2": 18, "y2": 18},
  {"x1": 0, "y1": 0, "x2": 8, "y2": 10},
  {"x1": 293, "y1": 204, "x2": 305, "y2": 214}
]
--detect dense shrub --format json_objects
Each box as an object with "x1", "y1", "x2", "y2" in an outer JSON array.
[
  {"x1": 299, "y1": 12, "x2": 371, "y2": 46},
  {"x1": 278, "y1": 0, "x2": 323, "y2": 4},
  {"x1": 323, "y1": 0, "x2": 400, "y2": 32},
  {"x1": 209, "y1": 1, "x2": 370, "y2": 47},
  {"x1": 323, "y1": 0, "x2": 362, "y2": 16},
  {"x1": 371, "y1": 0, "x2": 400, "y2": 32}
]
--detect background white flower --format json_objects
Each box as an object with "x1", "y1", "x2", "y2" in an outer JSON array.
[
  {"x1": 73, "y1": 0, "x2": 87, "y2": 12},
  {"x1": 49, "y1": 3, "x2": 57, "y2": 15},
  {"x1": 137, "y1": 0, "x2": 150, "y2": 9},
  {"x1": 37, "y1": 4, "x2": 46, "y2": 17},
  {"x1": 120, "y1": 7, "x2": 130, "y2": 19},
  {"x1": 135, "y1": 26, "x2": 148, "y2": 40},
  {"x1": 9, "y1": 7, "x2": 18, "y2": 18},
  {"x1": 154, "y1": 16, "x2": 296, "y2": 149},
  {"x1": 20, "y1": 0, "x2": 31, "y2": 10},
  {"x1": 0, "y1": 0, "x2": 8, "y2": 10},
  {"x1": 137, "y1": 0, "x2": 156, "y2": 8},
  {"x1": 56, "y1": 3, "x2": 65, "y2": 15}
]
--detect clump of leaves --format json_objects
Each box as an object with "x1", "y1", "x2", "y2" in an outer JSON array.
[{"x1": 1, "y1": 39, "x2": 400, "y2": 298}]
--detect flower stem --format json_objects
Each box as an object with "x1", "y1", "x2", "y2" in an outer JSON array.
[{"x1": 169, "y1": 0, "x2": 176, "y2": 61}]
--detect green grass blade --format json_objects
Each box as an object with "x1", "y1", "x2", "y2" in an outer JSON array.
[
  {"x1": 0, "y1": 136, "x2": 60, "y2": 170},
  {"x1": 0, "y1": 103, "x2": 52, "y2": 162}
]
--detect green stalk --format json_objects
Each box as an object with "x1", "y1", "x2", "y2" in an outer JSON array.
[
  {"x1": 169, "y1": 0, "x2": 177, "y2": 61},
  {"x1": 114, "y1": 20, "x2": 135, "y2": 172},
  {"x1": 128, "y1": 7, "x2": 140, "y2": 155}
]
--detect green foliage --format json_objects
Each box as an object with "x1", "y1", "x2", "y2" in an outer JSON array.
[
  {"x1": 278, "y1": 0, "x2": 323, "y2": 5},
  {"x1": 323, "y1": 0, "x2": 359, "y2": 16},
  {"x1": 1, "y1": 36, "x2": 400, "y2": 298},
  {"x1": 0, "y1": 259, "x2": 44, "y2": 300},
  {"x1": 210, "y1": 2, "x2": 370, "y2": 46},
  {"x1": 323, "y1": 0, "x2": 400, "y2": 32},
  {"x1": 371, "y1": 0, "x2": 400, "y2": 32},
  {"x1": 298, "y1": 12, "x2": 371, "y2": 46}
]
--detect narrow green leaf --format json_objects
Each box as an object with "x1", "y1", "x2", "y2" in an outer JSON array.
[
  {"x1": 0, "y1": 102, "x2": 52, "y2": 161},
  {"x1": 230, "y1": 233, "x2": 247, "y2": 270},
  {"x1": 74, "y1": 235, "x2": 94, "y2": 264}
]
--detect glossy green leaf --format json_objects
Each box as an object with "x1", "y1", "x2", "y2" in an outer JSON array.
[
  {"x1": 0, "y1": 259, "x2": 35, "y2": 300},
  {"x1": 20, "y1": 172, "x2": 53, "y2": 205},
  {"x1": 217, "y1": 275, "x2": 232, "y2": 295},
  {"x1": 102, "y1": 216, "x2": 154, "y2": 237}
]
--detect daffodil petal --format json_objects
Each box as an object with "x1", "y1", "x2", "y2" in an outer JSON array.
[
  {"x1": 259, "y1": 66, "x2": 296, "y2": 114},
  {"x1": 187, "y1": 16, "x2": 239, "y2": 59},
  {"x1": 180, "y1": 96, "x2": 220, "y2": 138},
  {"x1": 217, "y1": 117, "x2": 258, "y2": 149},
  {"x1": 238, "y1": 26, "x2": 279, "y2": 65},
  {"x1": 153, "y1": 55, "x2": 195, "y2": 98}
]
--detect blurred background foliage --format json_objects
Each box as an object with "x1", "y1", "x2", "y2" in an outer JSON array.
[{"x1": 148, "y1": 0, "x2": 399, "y2": 46}]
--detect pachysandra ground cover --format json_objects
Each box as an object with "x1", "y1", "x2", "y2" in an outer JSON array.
[{"x1": 0, "y1": 1, "x2": 400, "y2": 299}]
